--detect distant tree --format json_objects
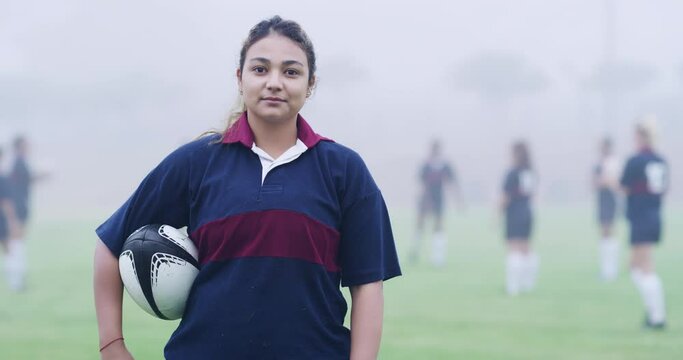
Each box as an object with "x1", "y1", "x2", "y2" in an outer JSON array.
[
  {"x1": 585, "y1": 61, "x2": 656, "y2": 132},
  {"x1": 455, "y1": 52, "x2": 548, "y2": 105},
  {"x1": 318, "y1": 56, "x2": 368, "y2": 91},
  {"x1": 585, "y1": 62, "x2": 656, "y2": 92}
]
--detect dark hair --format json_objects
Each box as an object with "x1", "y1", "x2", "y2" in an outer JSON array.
[
  {"x1": 512, "y1": 140, "x2": 531, "y2": 169},
  {"x1": 239, "y1": 15, "x2": 316, "y2": 85},
  {"x1": 209, "y1": 16, "x2": 318, "y2": 135},
  {"x1": 430, "y1": 139, "x2": 442, "y2": 154},
  {"x1": 602, "y1": 137, "x2": 612, "y2": 147},
  {"x1": 601, "y1": 137, "x2": 613, "y2": 153},
  {"x1": 635, "y1": 123, "x2": 654, "y2": 145},
  {"x1": 13, "y1": 135, "x2": 25, "y2": 150}
]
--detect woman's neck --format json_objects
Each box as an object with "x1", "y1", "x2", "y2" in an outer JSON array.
[{"x1": 247, "y1": 112, "x2": 298, "y2": 159}]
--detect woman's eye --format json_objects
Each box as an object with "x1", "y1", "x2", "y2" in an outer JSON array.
[
  {"x1": 253, "y1": 66, "x2": 267, "y2": 73},
  {"x1": 285, "y1": 69, "x2": 300, "y2": 76}
]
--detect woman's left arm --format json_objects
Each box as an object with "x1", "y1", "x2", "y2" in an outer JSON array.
[{"x1": 349, "y1": 281, "x2": 384, "y2": 360}]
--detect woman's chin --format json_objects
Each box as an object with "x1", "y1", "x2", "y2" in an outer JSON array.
[{"x1": 252, "y1": 109, "x2": 296, "y2": 124}]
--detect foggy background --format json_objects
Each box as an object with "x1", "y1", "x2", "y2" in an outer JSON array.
[{"x1": 2, "y1": 0, "x2": 682, "y2": 219}]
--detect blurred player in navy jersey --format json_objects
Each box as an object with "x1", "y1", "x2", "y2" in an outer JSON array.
[
  {"x1": 410, "y1": 139, "x2": 461, "y2": 267},
  {"x1": 593, "y1": 137, "x2": 622, "y2": 281},
  {"x1": 7, "y1": 136, "x2": 31, "y2": 291},
  {"x1": 500, "y1": 141, "x2": 537, "y2": 296},
  {"x1": 6, "y1": 136, "x2": 49, "y2": 291},
  {"x1": 621, "y1": 117, "x2": 668, "y2": 329},
  {"x1": 0, "y1": 148, "x2": 20, "y2": 256}
]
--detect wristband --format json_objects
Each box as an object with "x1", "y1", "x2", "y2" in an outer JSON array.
[{"x1": 99, "y1": 337, "x2": 124, "y2": 352}]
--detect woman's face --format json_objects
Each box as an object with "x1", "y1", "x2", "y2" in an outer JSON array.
[{"x1": 238, "y1": 33, "x2": 313, "y2": 124}]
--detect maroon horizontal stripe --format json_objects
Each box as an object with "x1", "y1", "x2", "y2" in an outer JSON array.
[
  {"x1": 191, "y1": 210, "x2": 341, "y2": 272},
  {"x1": 630, "y1": 181, "x2": 650, "y2": 194}
]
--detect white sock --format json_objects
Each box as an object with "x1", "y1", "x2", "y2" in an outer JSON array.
[
  {"x1": 7, "y1": 240, "x2": 26, "y2": 291},
  {"x1": 631, "y1": 269, "x2": 666, "y2": 324},
  {"x1": 600, "y1": 238, "x2": 619, "y2": 281},
  {"x1": 506, "y1": 252, "x2": 524, "y2": 295},
  {"x1": 521, "y1": 252, "x2": 539, "y2": 292},
  {"x1": 431, "y1": 232, "x2": 447, "y2": 267}
]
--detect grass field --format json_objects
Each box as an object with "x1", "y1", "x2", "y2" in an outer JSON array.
[{"x1": 0, "y1": 206, "x2": 681, "y2": 359}]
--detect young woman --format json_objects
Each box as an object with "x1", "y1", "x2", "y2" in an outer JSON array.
[
  {"x1": 620, "y1": 119, "x2": 668, "y2": 329},
  {"x1": 500, "y1": 141, "x2": 538, "y2": 296},
  {"x1": 94, "y1": 16, "x2": 401, "y2": 359},
  {"x1": 410, "y1": 139, "x2": 460, "y2": 267},
  {"x1": 593, "y1": 137, "x2": 622, "y2": 281}
]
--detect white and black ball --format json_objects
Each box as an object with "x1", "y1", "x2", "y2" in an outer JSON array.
[{"x1": 119, "y1": 224, "x2": 199, "y2": 320}]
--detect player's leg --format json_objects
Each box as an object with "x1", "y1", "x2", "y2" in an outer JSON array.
[
  {"x1": 409, "y1": 197, "x2": 427, "y2": 264},
  {"x1": 519, "y1": 240, "x2": 538, "y2": 293},
  {"x1": 629, "y1": 217, "x2": 666, "y2": 328},
  {"x1": 513, "y1": 210, "x2": 537, "y2": 293},
  {"x1": 630, "y1": 244, "x2": 665, "y2": 328},
  {"x1": 430, "y1": 208, "x2": 446, "y2": 267},
  {"x1": 506, "y1": 240, "x2": 525, "y2": 296},
  {"x1": 598, "y1": 192, "x2": 619, "y2": 281},
  {"x1": 6, "y1": 209, "x2": 27, "y2": 291},
  {"x1": 599, "y1": 222, "x2": 619, "y2": 281}
]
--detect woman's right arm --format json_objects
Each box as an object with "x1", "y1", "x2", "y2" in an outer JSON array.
[{"x1": 94, "y1": 239, "x2": 134, "y2": 359}]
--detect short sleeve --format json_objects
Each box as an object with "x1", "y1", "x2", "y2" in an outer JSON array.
[
  {"x1": 337, "y1": 153, "x2": 401, "y2": 287},
  {"x1": 338, "y1": 191, "x2": 401, "y2": 287},
  {"x1": 95, "y1": 145, "x2": 193, "y2": 257}
]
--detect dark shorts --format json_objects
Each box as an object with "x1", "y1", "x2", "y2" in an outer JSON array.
[
  {"x1": 506, "y1": 207, "x2": 532, "y2": 240},
  {"x1": 419, "y1": 194, "x2": 444, "y2": 217},
  {"x1": 14, "y1": 201, "x2": 29, "y2": 224},
  {"x1": 629, "y1": 214, "x2": 662, "y2": 245},
  {"x1": 598, "y1": 189, "x2": 617, "y2": 225}
]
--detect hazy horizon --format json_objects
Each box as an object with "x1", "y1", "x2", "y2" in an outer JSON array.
[{"x1": 2, "y1": 0, "x2": 682, "y2": 218}]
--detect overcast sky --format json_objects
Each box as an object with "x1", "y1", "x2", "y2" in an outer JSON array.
[{"x1": 2, "y1": 0, "x2": 682, "y2": 217}]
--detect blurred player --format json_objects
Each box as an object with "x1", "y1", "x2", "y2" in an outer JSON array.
[
  {"x1": 0, "y1": 148, "x2": 20, "y2": 255},
  {"x1": 621, "y1": 117, "x2": 668, "y2": 329},
  {"x1": 501, "y1": 141, "x2": 537, "y2": 296},
  {"x1": 410, "y1": 139, "x2": 461, "y2": 267},
  {"x1": 1, "y1": 147, "x2": 21, "y2": 291},
  {"x1": 593, "y1": 137, "x2": 622, "y2": 281},
  {"x1": 6, "y1": 136, "x2": 48, "y2": 291},
  {"x1": 0, "y1": 148, "x2": 9, "y2": 254}
]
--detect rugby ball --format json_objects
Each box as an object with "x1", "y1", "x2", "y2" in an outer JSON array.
[{"x1": 119, "y1": 224, "x2": 199, "y2": 320}]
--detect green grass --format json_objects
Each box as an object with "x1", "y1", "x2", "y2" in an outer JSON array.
[{"x1": 0, "y1": 206, "x2": 681, "y2": 359}]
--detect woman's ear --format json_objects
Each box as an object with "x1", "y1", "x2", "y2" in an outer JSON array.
[
  {"x1": 307, "y1": 75, "x2": 317, "y2": 98},
  {"x1": 236, "y1": 68, "x2": 243, "y2": 93}
]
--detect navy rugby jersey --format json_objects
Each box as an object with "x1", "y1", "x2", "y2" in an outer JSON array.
[
  {"x1": 620, "y1": 149, "x2": 668, "y2": 220},
  {"x1": 96, "y1": 113, "x2": 401, "y2": 359},
  {"x1": 503, "y1": 167, "x2": 535, "y2": 210},
  {"x1": 10, "y1": 157, "x2": 30, "y2": 215},
  {"x1": 420, "y1": 161, "x2": 454, "y2": 200}
]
